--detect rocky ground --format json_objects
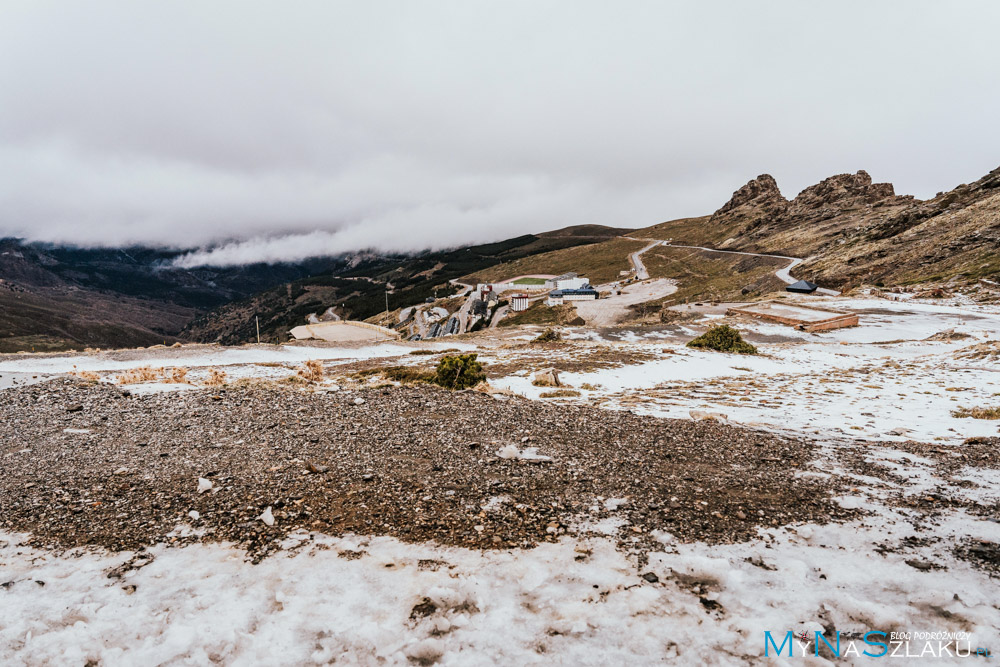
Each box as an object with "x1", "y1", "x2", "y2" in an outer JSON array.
[{"x1": 0, "y1": 378, "x2": 854, "y2": 560}]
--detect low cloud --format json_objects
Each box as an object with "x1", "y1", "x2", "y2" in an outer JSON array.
[{"x1": 2, "y1": 1, "x2": 998, "y2": 264}]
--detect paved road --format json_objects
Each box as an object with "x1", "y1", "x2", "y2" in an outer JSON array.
[
  {"x1": 629, "y1": 241, "x2": 662, "y2": 280},
  {"x1": 449, "y1": 279, "x2": 474, "y2": 297},
  {"x1": 661, "y1": 243, "x2": 841, "y2": 296},
  {"x1": 622, "y1": 237, "x2": 667, "y2": 281},
  {"x1": 457, "y1": 293, "x2": 475, "y2": 333},
  {"x1": 489, "y1": 305, "x2": 509, "y2": 329},
  {"x1": 573, "y1": 278, "x2": 678, "y2": 326},
  {"x1": 413, "y1": 309, "x2": 429, "y2": 338}
]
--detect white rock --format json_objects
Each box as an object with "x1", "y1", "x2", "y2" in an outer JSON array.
[
  {"x1": 259, "y1": 506, "x2": 275, "y2": 526},
  {"x1": 496, "y1": 444, "x2": 520, "y2": 459},
  {"x1": 604, "y1": 497, "x2": 629, "y2": 510},
  {"x1": 197, "y1": 477, "x2": 213, "y2": 494},
  {"x1": 689, "y1": 409, "x2": 728, "y2": 423},
  {"x1": 354, "y1": 397, "x2": 365, "y2": 405},
  {"x1": 188, "y1": 510, "x2": 200, "y2": 521},
  {"x1": 496, "y1": 444, "x2": 553, "y2": 462}
]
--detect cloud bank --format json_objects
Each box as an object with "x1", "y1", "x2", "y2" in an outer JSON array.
[{"x1": 1, "y1": 1, "x2": 998, "y2": 265}]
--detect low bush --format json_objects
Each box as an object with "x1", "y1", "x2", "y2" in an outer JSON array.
[
  {"x1": 383, "y1": 366, "x2": 436, "y2": 383},
  {"x1": 686, "y1": 325, "x2": 757, "y2": 354},
  {"x1": 433, "y1": 353, "x2": 486, "y2": 390}
]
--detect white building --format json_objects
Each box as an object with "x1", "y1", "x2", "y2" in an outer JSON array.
[
  {"x1": 544, "y1": 272, "x2": 591, "y2": 290},
  {"x1": 477, "y1": 281, "x2": 515, "y2": 295},
  {"x1": 510, "y1": 294, "x2": 530, "y2": 312},
  {"x1": 546, "y1": 287, "x2": 599, "y2": 305}
]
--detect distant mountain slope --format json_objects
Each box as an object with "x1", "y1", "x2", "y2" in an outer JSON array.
[
  {"x1": 0, "y1": 287, "x2": 192, "y2": 353},
  {"x1": 457, "y1": 165, "x2": 1000, "y2": 310},
  {"x1": 462, "y1": 237, "x2": 647, "y2": 286},
  {"x1": 181, "y1": 224, "x2": 633, "y2": 344},
  {"x1": 0, "y1": 239, "x2": 342, "y2": 352},
  {"x1": 635, "y1": 166, "x2": 1000, "y2": 290}
]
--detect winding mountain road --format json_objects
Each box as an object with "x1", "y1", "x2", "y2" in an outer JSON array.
[
  {"x1": 626, "y1": 241, "x2": 663, "y2": 281},
  {"x1": 642, "y1": 241, "x2": 841, "y2": 296}
]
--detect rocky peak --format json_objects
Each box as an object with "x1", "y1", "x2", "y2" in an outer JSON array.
[
  {"x1": 714, "y1": 174, "x2": 787, "y2": 217},
  {"x1": 791, "y1": 170, "x2": 897, "y2": 210}
]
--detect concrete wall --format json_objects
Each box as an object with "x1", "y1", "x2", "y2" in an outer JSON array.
[
  {"x1": 289, "y1": 321, "x2": 401, "y2": 342},
  {"x1": 726, "y1": 305, "x2": 858, "y2": 332},
  {"x1": 555, "y1": 277, "x2": 590, "y2": 290}
]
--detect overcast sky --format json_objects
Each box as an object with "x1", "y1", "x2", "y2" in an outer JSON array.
[{"x1": 1, "y1": 1, "x2": 998, "y2": 266}]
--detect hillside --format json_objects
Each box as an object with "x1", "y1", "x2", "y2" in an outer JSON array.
[
  {"x1": 181, "y1": 225, "x2": 632, "y2": 344},
  {"x1": 0, "y1": 240, "x2": 343, "y2": 352},
  {"x1": 463, "y1": 165, "x2": 1000, "y2": 312},
  {"x1": 463, "y1": 236, "x2": 647, "y2": 286},
  {"x1": 635, "y1": 166, "x2": 1000, "y2": 290}
]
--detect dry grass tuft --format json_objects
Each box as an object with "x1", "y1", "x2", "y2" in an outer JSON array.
[
  {"x1": 297, "y1": 359, "x2": 325, "y2": 383},
  {"x1": 116, "y1": 366, "x2": 162, "y2": 384},
  {"x1": 952, "y1": 405, "x2": 1000, "y2": 420},
  {"x1": 203, "y1": 368, "x2": 227, "y2": 387},
  {"x1": 354, "y1": 366, "x2": 436, "y2": 384},
  {"x1": 70, "y1": 370, "x2": 100, "y2": 382},
  {"x1": 165, "y1": 367, "x2": 189, "y2": 384},
  {"x1": 539, "y1": 389, "x2": 581, "y2": 398}
]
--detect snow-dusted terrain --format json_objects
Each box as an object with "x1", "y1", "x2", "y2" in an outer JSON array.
[
  {"x1": 492, "y1": 297, "x2": 1000, "y2": 443},
  {"x1": 2, "y1": 294, "x2": 998, "y2": 665}
]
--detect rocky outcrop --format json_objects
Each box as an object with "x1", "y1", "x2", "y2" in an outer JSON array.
[
  {"x1": 708, "y1": 169, "x2": 920, "y2": 255},
  {"x1": 789, "y1": 170, "x2": 902, "y2": 211},
  {"x1": 532, "y1": 368, "x2": 561, "y2": 387},
  {"x1": 713, "y1": 174, "x2": 787, "y2": 217},
  {"x1": 710, "y1": 175, "x2": 790, "y2": 244}
]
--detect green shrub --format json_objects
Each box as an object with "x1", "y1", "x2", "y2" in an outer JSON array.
[
  {"x1": 434, "y1": 353, "x2": 486, "y2": 390},
  {"x1": 686, "y1": 325, "x2": 757, "y2": 354}
]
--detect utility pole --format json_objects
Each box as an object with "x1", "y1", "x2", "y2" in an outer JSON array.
[
  {"x1": 385, "y1": 288, "x2": 390, "y2": 340},
  {"x1": 255, "y1": 316, "x2": 260, "y2": 344}
]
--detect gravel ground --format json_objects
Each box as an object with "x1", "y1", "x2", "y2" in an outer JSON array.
[{"x1": 1, "y1": 378, "x2": 856, "y2": 560}]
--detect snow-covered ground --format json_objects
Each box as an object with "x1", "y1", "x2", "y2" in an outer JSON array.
[
  {"x1": 2, "y1": 295, "x2": 999, "y2": 664},
  {"x1": 0, "y1": 341, "x2": 477, "y2": 394},
  {"x1": 3, "y1": 504, "x2": 996, "y2": 664},
  {"x1": 0, "y1": 342, "x2": 423, "y2": 375},
  {"x1": 491, "y1": 297, "x2": 1000, "y2": 443}
]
